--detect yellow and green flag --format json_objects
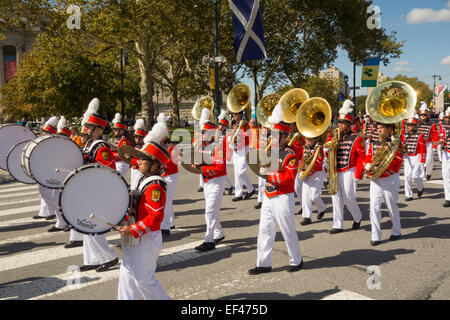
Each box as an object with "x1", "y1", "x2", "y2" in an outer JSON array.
[{"x1": 361, "y1": 57, "x2": 380, "y2": 87}]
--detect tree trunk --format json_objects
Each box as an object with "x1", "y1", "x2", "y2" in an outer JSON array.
[
  {"x1": 172, "y1": 87, "x2": 180, "y2": 128},
  {"x1": 135, "y1": 42, "x2": 154, "y2": 125}
]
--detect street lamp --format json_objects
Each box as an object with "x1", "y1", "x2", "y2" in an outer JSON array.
[
  {"x1": 432, "y1": 74, "x2": 441, "y2": 106},
  {"x1": 343, "y1": 75, "x2": 349, "y2": 98}
]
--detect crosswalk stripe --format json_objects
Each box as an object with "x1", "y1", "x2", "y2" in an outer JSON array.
[
  {"x1": 0, "y1": 205, "x2": 41, "y2": 219},
  {"x1": 0, "y1": 241, "x2": 230, "y2": 300},
  {"x1": 0, "y1": 198, "x2": 40, "y2": 210},
  {"x1": 0, "y1": 228, "x2": 58, "y2": 246},
  {"x1": 0, "y1": 185, "x2": 38, "y2": 194},
  {"x1": 0, "y1": 191, "x2": 39, "y2": 201},
  {"x1": 321, "y1": 290, "x2": 373, "y2": 300}
]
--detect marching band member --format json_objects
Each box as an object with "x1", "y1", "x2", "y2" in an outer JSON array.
[
  {"x1": 299, "y1": 136, "x2": 327, "y2": 225},
  {"x1": 153, "y1": 113, "x2": 179, "y2": 237},
  {"x1": 218, "y1": 109, "x2": 234, "y2": 195},
  {"x1": 441, "y1": 108, "x2": 450, "y2": 208},
  {"x1": 112, "y1": 113, "x2": 131, "y2": 178},
  {"x1": 437, "y1": 112, "x2": 445, "y2": 163},
  {"x1": 290, "y1": 123, "x2": 305, "y2": 215},
  {"x1": 248, "y1": 104, "x2": 303, "y2": 275},
  {"x1": 194, "y1": 108, "x2": 227, "y2": 252},
  {"x1": 64, "y1": 121, "x2": 88, "y2": 248},
  {"x1": 401, "y1": 113, "x2": 426, "y2": 201},
  {"x1": 229, "y1": 110, "x2": 256, "y2": 202},
  {"x1": 117, "y1": 140, "x2": 171, "y2": 300},
  {"x1": 329, "y1": 100, "x2": 364, "y2": 234},
  {"x1": 129, "y1": 119, "x2": 148, "y2": 191},
  {"x1": 417, "y1": 103, "x2": 437, "y2": 180},
  {"x1": 48, "y1": 116, "x2": 72, "y2": 232},
  {"x1": 33, "y1": 116, "x2": 59, "y2": 222},
  {"x1": 364, "y1": 122, "x2": 404, "y2": 246},
  {"x1": 78, "y1": 98, "x2": 119, "y2": 272},
  {"x1": 255, "y1": 125, "x2": 269, "y2": 209}
]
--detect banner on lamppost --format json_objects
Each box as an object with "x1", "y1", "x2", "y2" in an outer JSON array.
[
  {"x1": 229, "y1": 0, "x2": 266, "y2": 63},
  {"x1": 210, "y1": 67, "x2": 215, "y2": 90},
  {"x1": 361, "y1": 57, "x2": 380, "y2": 87}
]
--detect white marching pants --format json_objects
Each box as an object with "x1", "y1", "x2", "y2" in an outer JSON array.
[
  {"x1": 116, "y1": 161, "x2": 130, "y2": 178},
  {"x1": 423, "y1": 142, "x2": 433, "y2": 177},
  {"x1": 52, "y1": 190, "x2": 67, "y2": 229},
  {"x1": 203, "y1": 176, "x2": 225, "y2": 243},
  {"x1": 118, "y1": 231, "x2": 169, "y2": 300},
  {"x1": 70, "y1": 229, "x2": 83, "y2": 242},
  {"x1": 223, "y1": 173, "x2": 233, "y2": 189},
  {"x1": 83, "y1": 234, "x2": 117, "y2": 265},
  {"x1": 257, "y1": 177, "x2": 266, "y2": 203},
  {"x1": 294, "y1": 172, "x2": 303, "y2": 202},
  {"x1": 331, "y1": 167, "x2": 363, "y2": 230},
  {"x1": 369, "y1": 173, "x2": 401, "y2": 241},
  {"x1": 438, "y1": 145, "x2": 443, "y2": 163},
  {"x1": 232, "y1": 147, "x2": 254, "y2": 197},
  {"x1": 404, "y1": 154, "x2": 424, "y2": 198},
  {"x1": 199, "y1": 175, "x2": 204, "y2": 188},
  {"x1": 442, "y1": 151, "x2": 450, "y2": 201},
  {"x1": 130, "y1": 168, "x2": 143, "y2": 191},
  {"x1": 161, "y1": 173, "x2": 178, "y2": 230},
  {"x1": 38, "y1": 185, "x2": 58, "y2": 218},
  {"x1": 256, "y1": 192, "x2": 302, "y2": 267},
  {"x1": 301, "y1": 171, "x2": 327, "y2": 219}
]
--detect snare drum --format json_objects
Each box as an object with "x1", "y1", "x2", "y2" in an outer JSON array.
[
  {"x1": 6, "y1": 141, "x2": 36, "y2": 184},
  {"x1": 0, "y1": 124, "x2": 36, "y2": 171},
  {"x1": 59, "y1": 164, "x2": 130, "y2": 235},
  {"x1": 21, "y1": 135, "x2": 83, "y2": 189}
]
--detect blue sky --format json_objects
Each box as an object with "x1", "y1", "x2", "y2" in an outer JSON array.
[
  {"x1": 334, "y1": 0, "x2": 450, "y2": 96},
  {"x1": 242, "y1": 0, "x2": 450, "y2": 98}
]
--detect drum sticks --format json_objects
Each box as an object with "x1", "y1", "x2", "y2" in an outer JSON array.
[{"x1": 89, "y1": 213, "x2": 120, "y2": 231}]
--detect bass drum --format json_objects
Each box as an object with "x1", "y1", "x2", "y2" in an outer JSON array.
[
  {"x1": 59, "y1": 164, "x2": 130, "y2": 235},
  {"x1": 0, "y1": 124, "x2": 36, "y2": 171},
  {"x1": 21, "y1": 135, "x2": 83, "y2": 189},
  {"x1": 6, "y1": 141, "x2": 36, "y2": 184}
]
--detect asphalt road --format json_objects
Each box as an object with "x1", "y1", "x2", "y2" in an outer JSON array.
[{"x1": 0, "y1": 156, "x2": 449, "y2": 301}]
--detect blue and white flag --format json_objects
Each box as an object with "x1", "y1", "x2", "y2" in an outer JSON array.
[{"x1": 229, "y1": 0, "x2": 266, "y2": 63}]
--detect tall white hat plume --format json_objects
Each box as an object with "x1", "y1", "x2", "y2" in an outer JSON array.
[
  {"x1": 339, "y1": 99, "x2": 354, "y2": 116},
  {"x1": 218, "y1": 109, "x2": 227, "y2": 121},
  {"x1": 57, "y1": 116, "x2": 67, "y2": 130},
  {"x1": 45, "y1": 116, "x2": 59, "y2": 128},
  {"x1": 199, "y1": 108, "x2": 211, "y2": 127},
  {"x1": 144, "y1": 120, "x2": 169, "y2": 144},
  {"x1": 112, "y1": 113, "x2": 122, "y2": 125},
  {"x1": 157, "y1": 112, "x2": 166, "y2": 124},
  {"x1": 267, "y1": 103, "x2": 283, "y2": 124},
  {"x1": 84, "y1": 98, "x2": 100, "y2": 118},
  {"x1": 134, "y1": 118, "x2": 145, "y2": 130}
]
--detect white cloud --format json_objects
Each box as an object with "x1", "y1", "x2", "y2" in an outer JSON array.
[
  {"x1": 393, "y1": 67, "x2": 414, "y2": 73},
  {"x1": 441, "y1": 56, "x2": 450, "y2": 66},
  {"x1": 394, "y1": 61, "x2": 411, "y2": 66},
  {"x1": 406, "y1": 6, "x2": 450, "y2": 24}
]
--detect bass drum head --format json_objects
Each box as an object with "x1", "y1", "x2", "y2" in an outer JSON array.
[
  {"x1": 7, "y1": 141, "x2": 36, "y2": 184},
  {"x1": 28, "y1": 135, "x2": 83, "y2": 189},
  {"x1": 59, "y1": 164, "x2": 130, "y2": 235},
  {"x1": 0, "y1": 124, "x2": 36, "y2": 171}
]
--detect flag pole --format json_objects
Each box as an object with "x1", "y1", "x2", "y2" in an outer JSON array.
[
  {"x1": 252, "y1": 60, "x2": 258, "y2": 113},
  {"x1": 213, "y1": 0, "x2": 221, "y2": 124}
]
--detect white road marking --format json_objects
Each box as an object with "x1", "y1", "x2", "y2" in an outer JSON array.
[
  {"x1": 321, "y1": 290, "x2": 373, "y2": 300},
  {"x1": 0, "y1": 191, "x2": 40, "y2": 201},
  {"x1": 0, "y1": 185, "x2": 38, "y2": 194},
  {"x1": 0, "y1": 206, "x2": 42, "y2": 220},
  {"x1": 0, "y1": 240, "x2": 230, "y2": 300}
]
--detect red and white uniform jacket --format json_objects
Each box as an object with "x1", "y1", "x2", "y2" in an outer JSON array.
[
  {"x1": 265, "y1": 145, "x2": 298, "y2": 198},
  {"x1": 334, "y1": 131, "x2": 366, "y2": 180},
  {"x1": 129, "y1": 176, "x2": 167, "y2": 238},
  {"x1": 299, "y1": 143, "x2": 324, "y2": 177},
  {"x1": 418, "y1": 120, "x2": 437, "y2": 144},
  {"x1": 291, "y1": 135, "x2": 305, "y2": 162},
  {"x1": 401, "y1": 131, "x2": 426, "y2": 163},
  {"x1": 200, "y1": 138, "x2": 227, "y2": 183},
  {"x1": 230, "y1": 122, "x2": 250, "y2": 151},
  {"x1": 112, "y1": 136, "x2": 131, "y2": 161},
  {"x1": 440, "y1": 124, "x2": 450, "y2": 153},
  {"x1": 162, "y1": 142, "x2": 179, "y2": 177},
  {"x1": 83, "y1": 139, "x2": 116, "y2": 169},
  {"x1": 363, "y1": 138, "x2": 404, "y2": 178}
]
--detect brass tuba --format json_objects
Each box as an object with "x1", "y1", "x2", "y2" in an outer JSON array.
[
  {"x1": 227, "y1": 83, "x2": 252, "y2": 144},
  {"x1": 296, "y1": 97, "x2": 331, "y2": 180},
  {"x1": 192, "y1": 96, "x2": 214, "y2": 121},
  {"x1": 279, "y1": 88, "x2": 309, "y2": 123},
  {"x1": 365, "y1": 80, "x2": 416, "y2": 179},
  {"x1": 247, "y1": 93, "x2": 281, "y2": 178}
]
